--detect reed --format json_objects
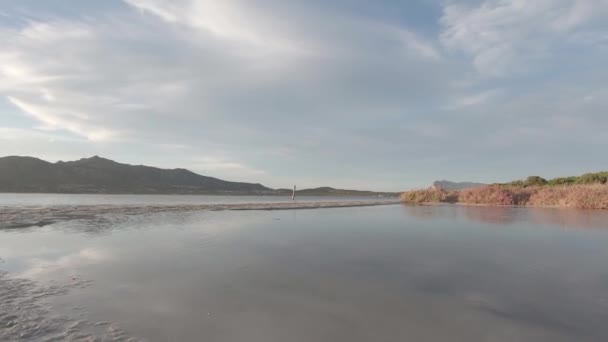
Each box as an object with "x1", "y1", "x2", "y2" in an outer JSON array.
[{"x1": 400, "y1": 184, "x2": 608, "y2": 209}]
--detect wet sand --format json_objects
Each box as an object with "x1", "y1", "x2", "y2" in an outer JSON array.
[{"x1": 0, "y1": 271, "x2": 140, "y2": 342}]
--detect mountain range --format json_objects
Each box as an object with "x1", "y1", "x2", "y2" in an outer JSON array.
[
  {"x1": 0, "y1": 156, "x2": 399, "y2": 196},
  {"x1": 432, "y1": 180, "x2": 487, "y2": 190}
]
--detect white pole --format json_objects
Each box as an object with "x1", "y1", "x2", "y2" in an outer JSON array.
[{"x1": 292, "y1": 185, "x2": 296, "y2": 200}]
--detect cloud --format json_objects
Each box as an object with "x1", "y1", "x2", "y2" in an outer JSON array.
[
  {"x1": 455, "y1": 89, "x2": 501, "y2": 107},
  {"x1": 0, "y1": 127, "x2": 75, "y2": 142},
  {"x1": 124, "y1": 0, "x2": 319, "y2": 64},
  {"x1": 19, "y1": 248, "x2": 110, "y2": 279},
  {"x1": 20, "y1": 21, "x2": 92, "y2": 42},
  {"x1": 0, "y1": 20, "x2": 188, "y2": 143},
  {"x1": 7, "y1": 96, "x2": 116, "y2": 141},
  {"x1": 440, "y1": 0, "x2": 608, "y2": 77},
  {"x1": 386, "y1": 25, "x2": 442, "y2": 61},
  {"x1": 0, "y1": 1, "x2": 607, "y2": 189},
  {"x1": 0, "y1": 3, "x2": 445, "y2": 146},
  {"x1": 193, "y1": 157, "x2": 267, "y2": 178}
]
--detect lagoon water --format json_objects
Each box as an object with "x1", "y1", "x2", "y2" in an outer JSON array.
[
  {"x1": 2, "y1": 195, "x2": 608, "y2": 341},
  {"x1": 0, "y1": 193, "x2": 377, "y2": 207}
]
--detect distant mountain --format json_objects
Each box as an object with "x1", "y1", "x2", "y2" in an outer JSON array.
[
  {"x1": 0, "y1": 156, "x2": 398, "y2": 196},
  {"x1": 275, "y1": 186, "x2": 400, "y2": 197},
  {"x1": 432, "y1": 180, "x2": 486, "y2": 191},
  {"x1": 0, "y1": 156, "x2": 270, "y2": 194}
]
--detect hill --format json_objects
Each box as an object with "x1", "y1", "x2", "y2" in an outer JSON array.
[
  {"x1": 0, "y1": 156, "x2": 398, "y2": 196},
  {"x1": 0, "y1": 156, "x2": 270, "y2": 194},
  {"x1": 432, "y1": 180, "x2": 486, "y2": 190},
  {"x1": 274, "y1": 186, "x2": 399, "y2": 197}
]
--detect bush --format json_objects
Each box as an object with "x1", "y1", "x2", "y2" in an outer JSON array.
[
  {"x1": 565, "y1": 185, "x2": 608, "y2": 209},
  {"x1": 548, "y1": 177, "x2": 577, "y2": 186},
  {"x1": 400, "y1": 188, "x2": 445, "y2": 204},
  {"x1": 505, "y1": 180, "x2": 524, "y2": 187},
  {"x1": 510, "y1": 173, "x2": 608, "y2": 186},
  {"x1": 527, "y1": 184, "x2": 608, "y2": 209},
  {"x1": 576, "y1": 173, "x2": 608, "y2": 185},
  {"x1": 527, "y1": 187, "x2": 570, "y2": 206},
  {"x1": 524, "y1": 176, "x2": 548, "y2": 187},
  {"x1": 458, "y1": 186, "x2": 514, "y2": 206},
  {"x1": 401, "y1": 178, "x2": 608, "y2": 209},
  {"x1": 509, "y1": 186, "x2": 538, "y2": 206}
]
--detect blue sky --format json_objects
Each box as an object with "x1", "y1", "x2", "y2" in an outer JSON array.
[{"x1": 1, "y1": 0, "x2": 607, "y2": 191}]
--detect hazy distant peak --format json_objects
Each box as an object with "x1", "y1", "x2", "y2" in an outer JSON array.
[{"x1": 432, "y1": 180, "x2": 486, "y2": 191}]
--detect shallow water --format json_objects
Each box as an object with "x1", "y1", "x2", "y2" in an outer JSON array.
[
  {"x1": 0, "y1": 194, "x2": 398, "y2": 229},
  {"x1": 1, "y1": 198, "x2": 608, "y2": 341},
  {"x1": 0, "y1": 193, "x2": 385, "y2": 207}
]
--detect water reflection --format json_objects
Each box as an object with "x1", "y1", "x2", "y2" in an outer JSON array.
[
  {"x1": 1, "y1": 205, "x2": 608, "y2": 341},
  {"x1": 403, "y1": 204, "x2": 608, "y2": 230},
  {"x1": 526, "y1": 208, "x2": 608, "y2": 230},
  {"x1": 462, "y1": 206, "x2": 517, "y2": 225},
  {"x1": 18, "y1": 247, "x2": 110, "y2": 279}
]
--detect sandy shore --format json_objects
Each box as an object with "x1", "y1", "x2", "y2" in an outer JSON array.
[{"x1": 0, "y1": 199, "x2": 400, "y2": 229}]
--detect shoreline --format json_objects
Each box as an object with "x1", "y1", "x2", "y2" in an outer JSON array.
[
  {"x1": 402, "y1": 201, "x2": 599, "y2": 210},
  {"x1": 0, "y1": 200, "x2": 401, "y2": 229}
]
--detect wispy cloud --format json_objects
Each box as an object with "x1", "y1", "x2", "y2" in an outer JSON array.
[
  {"x1": 0, "y1": 0, "x2": 607, "y2": 189},
  {"x1": 0, "y1": 127, "x2": 76, "y2": 142},
  {"x1": 440, "y1": 0, "x2": 608, "y2": 77},
  {"x1": 124, "y1": 0, "x2": 318, "y2": 63},
  {"x1": 388, "y1": 26, "x2": 442, "y2": 61},
  {"x1": 456, "y1": 89, "x2": 502, "y2": 107},
  {"x1": 7, "y1": 96, "x2": 117, "y2": 141},
  {"x1": 193, "y1": 157, "x2": 267, "y2": 178}
]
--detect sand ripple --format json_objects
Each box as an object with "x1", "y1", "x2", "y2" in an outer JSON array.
[{"x1": 0, "y1": 271, "x2": 141, "y2": 342}]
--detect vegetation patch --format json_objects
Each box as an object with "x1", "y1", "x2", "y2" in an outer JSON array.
[
  {"x1": 401, "y1": 172, "x2": 608, "y2": 209},
  {"x1": 458, "y1": 185, "x2": 515, "y2": 206},
  {"x1": 400, "y1": 188, "x2": 447, "y2": 204}
]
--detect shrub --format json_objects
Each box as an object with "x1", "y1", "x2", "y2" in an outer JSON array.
[
  {"x1": 565, "y1": 185, "x2": 608, "y2": 209},
  {"x1": 402, "y1": 179, "x2": 608, "y2": 209},
  {"x1": 508, "y1": 180, "x2": 524, "y2": 187},
  {"x1": 528, "y1": 184, "x2": 608, "y2": 209},
  {"x1": 400, "y1": 188, "x2": 446, "y2": 204},
  {"x1": 509, "y1": 186, "x2": 538, "y2": 206},
  {"x1": 443, "y1": 190, "x2": 460, "y2": 203},
  {"x1": 528, "y1": 187, "x2": 570, "y2": 206},
  {"x1": 576, "y1": 173, "x2": 608, "y2": 185},
  {"x1": 548, "y1": 177, "x2": 577, "y2": 186},
  {"x1": 458, "y1": 185, "x2": 514, "y2": 206},
  {"x1": 524, "y1": 176, "x2": 548, "y2": 187}
]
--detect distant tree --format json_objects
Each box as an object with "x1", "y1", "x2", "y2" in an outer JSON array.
[
  {"x1": 577, "y1": 173, "x2": 608, "y2": 185},
  {"x1": 524, "y1": 176, "x2": 548, "y2": 187},
  {"x1": 507, "y1": 180, "x2": 524, "y2": 187},
  {"x1": 548, "y1": 177, "x2": 577, "y2": 186}
]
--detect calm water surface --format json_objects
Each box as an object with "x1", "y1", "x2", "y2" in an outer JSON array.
[
  {"x1": 0, "y1": 193, "x2": 380, "y2": 207},
  {"x1": 1, "y1": 196, "x2": 608, "y2": 341}
]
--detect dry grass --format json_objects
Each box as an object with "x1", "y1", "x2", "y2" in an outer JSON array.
[
  {"x1": 401, "y1": 184, "x2": 608, "y2": 209},
  {"x1": 527, "y1": 184, "x2": 608, "y2": 209},
  {"x1": 400, "y1": 188, "x2": 446, "y2": 204},
  {"x1": 458, "y1": 185, "x2": 514, "y2": 206}
]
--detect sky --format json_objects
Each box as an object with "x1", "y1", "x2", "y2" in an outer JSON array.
[{"x1": 1, "y1": 0, "x2": 607, "y2": 191}]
